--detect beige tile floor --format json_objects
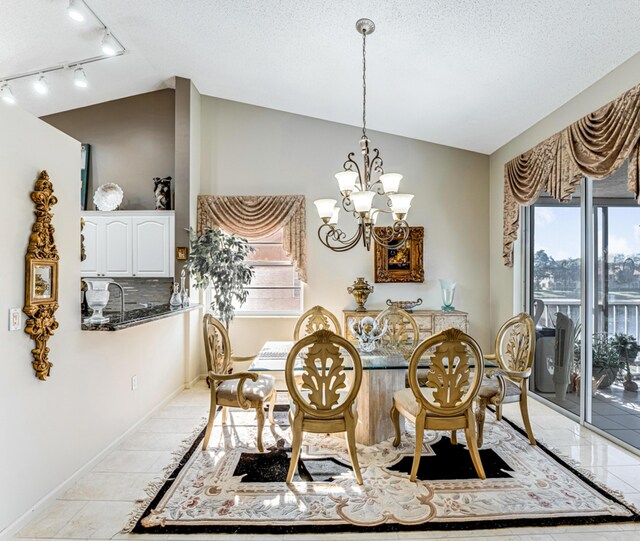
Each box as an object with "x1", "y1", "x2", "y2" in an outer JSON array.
[{"x1": 14, "y1": 381, "x2": 640, "y2": 541}]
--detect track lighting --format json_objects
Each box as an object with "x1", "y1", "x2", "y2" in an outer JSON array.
[
  {"x1": 33, "y1": 74, "x2": 49, "y2": 95},
  {"x1": 74, "y1": 67, "x2": 88, "y2": 88},
  {"x1": 101, "y1": 30, "x2": 118, "y2": 56},
  {"x1": 67, "y1": 0, "x2": 85, "y2": 22},
  {"x1": 1, "y1": 83, "x2": 16, "y2": 104}
]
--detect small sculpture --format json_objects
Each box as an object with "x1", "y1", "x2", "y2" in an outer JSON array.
[
  {"x1": 349, "y1": 316, "x2": 387, "y2": 353},
  {"x1": 153, "y1": 176, "x2": 172, "y2": 210},
  {"x1": 347, "y1": 277, "x2": 374, "y2": 312}
]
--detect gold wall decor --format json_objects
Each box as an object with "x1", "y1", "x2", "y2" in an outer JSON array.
[
  {"x1": 374, "y1": 226, "x2": 424, "y2": 283},
  {"x1": 23, "y1": 170, "x2": 59, "y2": 380}
]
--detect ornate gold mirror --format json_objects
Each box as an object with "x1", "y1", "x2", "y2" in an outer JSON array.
[{"x1": 23, "y1": 170, "x2": 59, "y2": 380}]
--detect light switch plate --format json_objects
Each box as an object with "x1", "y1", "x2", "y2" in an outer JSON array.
[
  {"x1": 9, "y1": 308, "x2": 21, "y2": 331},
  {"x1": 131, "y1": 374, "x2": 138, "y2": 391}
]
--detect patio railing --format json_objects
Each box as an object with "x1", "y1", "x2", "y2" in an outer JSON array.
[{"x1": 536, "y1": 298, "x2": 640, "y2": 338}]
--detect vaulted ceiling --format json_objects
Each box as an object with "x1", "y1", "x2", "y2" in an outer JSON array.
[{"x1": 2, "y1": 0, "x2": 639, "y2": 153}]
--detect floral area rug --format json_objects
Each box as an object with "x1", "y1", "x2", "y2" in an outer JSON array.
[{"x1": 128, "y1": 407, "x2": 640, "y2": 535}]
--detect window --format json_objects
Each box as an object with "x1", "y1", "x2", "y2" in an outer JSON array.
[{"x1": 235, "y1": 228, "x2": 303, "y2": 316}]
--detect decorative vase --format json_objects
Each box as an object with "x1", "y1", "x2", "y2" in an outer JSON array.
[
  {"x1": 439, "y1": 279, "x2": 457, "y2": 311},
  {"x1": 153, "y1": 176, "x2": 172, "y2": 210},
  {"x1": 84, "y1": 279, "x2": 112, "y2": 323},
  {"x1": 170, "y1": 282, "x2": 182, "y2": 307},
  {"x1": 347, "y1": 277, "x2": 374, "y2": 312}
]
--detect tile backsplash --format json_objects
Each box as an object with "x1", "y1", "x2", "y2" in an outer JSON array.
[{"x1": 91, "y1": 277, "x2": 175, "y2": 311}]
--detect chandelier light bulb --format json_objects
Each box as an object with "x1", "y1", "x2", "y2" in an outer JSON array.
[
  {"x1": 314, "y1": 199, "x2": 337, "y2": 221},
  {"x1": 67, "y1": 0, "x2": 85, "y2": 22},
  {"x1": 74, "y1": 67, "x2": 88, "y2": 88},
  {"x1": 101, "y1": 31, "x2": 118, "y2": 56},
  {"x1": 1, "y1": 83, "x2": 16, "y2": 104},
  {"x1": 389, "y1": 193, "x2": 414, "y2": 220},
  {"x1": 33, "y1": 74, "x2": 49, "y2": 95},
  {"x1": 328, "y1": 207, "x2": 340, "y2": 226},
  {"x1": 379, "y1": 173, "x2": 403, "y2": 194},
  {"x1": 335, "y1": 170, "x2": 359, "y2": 195},
  {"x1": 351, "y1": 191, "x2": 375, "y2": 214}
]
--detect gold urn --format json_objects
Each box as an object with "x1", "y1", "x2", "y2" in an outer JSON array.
[{"x1": 347, "y1": 277, "x2": 374, "y2": 312}]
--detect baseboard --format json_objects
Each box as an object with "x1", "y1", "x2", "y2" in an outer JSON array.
[{"x1": 0, "y1": 382, "x2": 188, "y2": 540}]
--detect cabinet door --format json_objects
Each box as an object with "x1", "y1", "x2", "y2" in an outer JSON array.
[
  {"x1": 80, "y1": 218, "x2": 100, "y2": 276},
  {"x1": 103, "y1": 216, "x2": 132, "y2": 276},
  {"x1": 132, "y1": 216, "x2": 171, "y2": 277}
]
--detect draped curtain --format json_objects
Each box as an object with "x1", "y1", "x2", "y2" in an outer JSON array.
[
  {"x1": 503, "y1": 82, "x2": 640, "y2": 266},
  {"x1": 197, "y1": 195, "x2": 307, "y2": 282}
]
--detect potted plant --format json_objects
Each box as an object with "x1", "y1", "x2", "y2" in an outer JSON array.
[
  {"x1": 185, "y1": 227, "x2": 254, "y2": 327},
  {"x1": 591, "y1": 333, "x2": 624, "y2": 390},
  {"x1": 610, "y1": 333, "x2": 640, "y2": 392}
]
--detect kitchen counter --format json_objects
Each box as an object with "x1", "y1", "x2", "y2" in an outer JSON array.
[{"x1": 82, "y1": 303, "x2": 202, "y2": 331}]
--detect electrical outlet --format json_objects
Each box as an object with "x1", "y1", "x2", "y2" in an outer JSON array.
[
  {"x1": 9, "y1": 309, "x2": 21, "y2": 331},
  {"x1": 131, "y1": 374, "x2": 138, "y2": 391}
]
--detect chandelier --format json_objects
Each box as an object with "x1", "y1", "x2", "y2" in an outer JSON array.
[{"x1": 314, "y1": 18, "x2": 413, "y2": 252}]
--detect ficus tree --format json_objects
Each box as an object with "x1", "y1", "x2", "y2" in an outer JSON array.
[{"x1": 186, "y1": 227, "x2": 254, "y2": 327}]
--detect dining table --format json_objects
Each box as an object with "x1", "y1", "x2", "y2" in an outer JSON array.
[{"x1": 250, "y1": 341, "x2": 421, "y2": 446}]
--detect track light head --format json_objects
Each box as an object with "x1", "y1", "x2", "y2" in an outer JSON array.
[
  {"x1": 67, "y1": 0, "x2": 85, "y2": 22},
  {"x1": 1, "y1": 83, "x2": 16, "y2": 104},
  {"x1": 101, "y1": 30, "x2": 118, "y2": 56},
  {"x1": 33, "y1": 74, "x2": 49, "y2": 95},
  {"x1": 74, "y1": 67, "x2": 88, "y2": 88}
]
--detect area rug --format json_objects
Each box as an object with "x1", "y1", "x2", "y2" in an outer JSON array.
[{"x1": 126, "y1": 407, "x2": 640, "y2": 534}]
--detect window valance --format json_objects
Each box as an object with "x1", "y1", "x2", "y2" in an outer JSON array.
[
  {"x1": 503, "y1": 82, "x2": 640, "y2": 266},
  {"x1": 197, "y1": 195, "x2": 307, "y2": 282}
]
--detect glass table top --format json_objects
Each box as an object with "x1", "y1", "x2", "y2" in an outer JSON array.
[{"x1": 249, "y1": 341, "x2": 495, "y2": 372}]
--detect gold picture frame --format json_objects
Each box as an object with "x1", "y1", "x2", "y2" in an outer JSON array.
[
  {"x1": 23, "y1": 171, "x2": 59, "y2": 380},
  {"x1": 176, "y1": 246, "x2": 188, "y2": 260},
  {"x1": 374, "y1": 226, "x2": 424, "y2": 283}
]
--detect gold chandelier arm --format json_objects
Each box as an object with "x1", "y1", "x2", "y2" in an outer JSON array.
[
  {"x1": 370, "y1": 220, "x2": 410, "y2": 249},
  {"x1": 317, "y1": 223, "x2": 364, "y2": 252},
  {"x1": 342, "y1": 152, "x2": 363, "y2": 187}
]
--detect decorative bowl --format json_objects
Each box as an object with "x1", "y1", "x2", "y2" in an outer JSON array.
[
  {"x1": 386, "y1": 298, "x2": 423, "y2": 313},
  {"x1": 93, "y1": 183, "x2": 124, "y2": 211}
]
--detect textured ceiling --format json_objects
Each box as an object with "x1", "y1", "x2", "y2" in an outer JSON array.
[{"x1": 2, "y1": 0, "x2": 640, "y2": 153}]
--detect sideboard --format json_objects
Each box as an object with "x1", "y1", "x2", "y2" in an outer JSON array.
[{"x1": 342, "y1": 309, "x2": 468, "y2": 343}]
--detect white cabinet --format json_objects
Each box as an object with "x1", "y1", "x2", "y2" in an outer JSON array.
[
  {"x1": 81, "y1": 211, "x2": 174, "y2": 278},
  {"x1": 132, "y1": 216, "x2": 173, "y2": 277}
]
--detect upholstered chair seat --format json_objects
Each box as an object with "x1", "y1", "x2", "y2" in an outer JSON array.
[
  {"x1": 477, "y1": 376, "x2": 521, "y2": 401},
  {"x1": 216, "y1": 374, "x2": 276, "y2": 404}
]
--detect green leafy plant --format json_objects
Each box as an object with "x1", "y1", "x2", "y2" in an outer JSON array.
[
  {"x1": 610, "y1": 333, "x2": 640, "y2": 381},
  {"x1": 186, "y1": 227, "x2": 254, "y2": 326}
]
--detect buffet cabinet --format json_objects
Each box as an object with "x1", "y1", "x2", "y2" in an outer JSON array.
[
  {"x1": 342, "y1": 309, "x2": 468, "y2": 344},
  {"x1": 81, "y1": 211, "x2": 175, "y2": 278}
]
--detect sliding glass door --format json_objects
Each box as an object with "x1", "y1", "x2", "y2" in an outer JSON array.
[{"x1": 527, "y1": 161, "x2": 640, "y2": 451}]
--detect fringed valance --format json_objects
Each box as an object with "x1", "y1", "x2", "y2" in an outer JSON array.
[
  {"x1": 503, "y1": 82, "x2": 640, "y2": 266},
  {"x1": 197, "y1": 195, "x2": 307, "y2": 282}
]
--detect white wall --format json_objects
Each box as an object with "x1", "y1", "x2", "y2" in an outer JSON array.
[
  {"x1": 199, "y1": 97, "x2": 490, "y2": 354},
  {"x1": 0, "y1": 103, "x2": 201, "y2": 535},
  {"x1": 488, "y1": 52, "x2": 640, "y2": 337}
]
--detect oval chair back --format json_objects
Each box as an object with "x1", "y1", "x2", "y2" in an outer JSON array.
[
  {"x1": 286, "y1": 329, "x2": 362, "y2": 419},
  {"x1": 374, "y1": 305, "x2": 420, "y2": 357},
  {"x1": 408, "y1": 328, "x2": 484, "y2": 418},
  {"x1": 293, "y1": 305, "x2": 342, "y2": 340},
  {"x1": 494, "y1": 312, "x2": 535, "y2": 379},
  {"x1": 203, "y1": 314, "x2": 232, "y2": 379}
]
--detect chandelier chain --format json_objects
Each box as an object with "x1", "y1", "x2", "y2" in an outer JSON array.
[{"x1": 362, "y1": 30, "x2": 367, "y2": 138}]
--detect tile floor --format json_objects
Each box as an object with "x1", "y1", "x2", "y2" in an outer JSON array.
[{"x1": 13, "y1": 380, "x2": 640, "y2": 541}]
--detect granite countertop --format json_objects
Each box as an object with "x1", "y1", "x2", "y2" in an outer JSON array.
[{"x1": 82, "y1": 303, "x2": 202, "y2": 331}]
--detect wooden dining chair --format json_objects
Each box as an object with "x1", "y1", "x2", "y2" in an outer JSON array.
[
  {"x1": 201, "y1": 314, "x2": 277, "y2": 452},
  {"x1": 374, "y1": 305, "x2": 420, "y2": 358},
  {"x1": 391, "y1": 328, "x2": 486, "y2": 481},
  {"x1": 285, "y1": 329, "x2": 363, "y2": 484},
  {"x1": 476, "y1": 312, "x2": 536, "y2": 447},
  {"x1": 293, "y1": 305, "x2": 342, "y2": 340}
]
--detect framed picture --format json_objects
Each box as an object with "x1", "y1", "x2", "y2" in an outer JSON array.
[
  {"x1": 374, "y1": 226, "x2": 424, "y2": 283},
  {"x1": 80, "y1": 143, "x2": 91, "y2": 210},
  {"x1": 176, "y1": 246, "x2": 188, "y2": 260}
]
